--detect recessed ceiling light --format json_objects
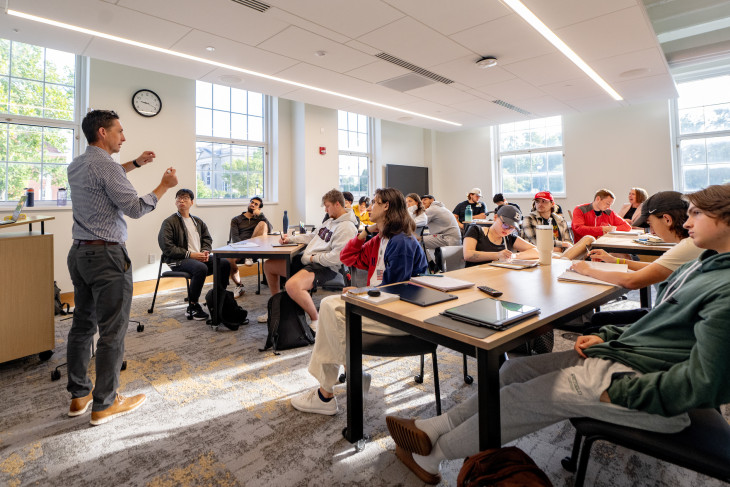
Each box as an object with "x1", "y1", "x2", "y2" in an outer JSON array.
[
  {"x1": 620, "y1": 68, "x2": 650, "y2": 78},
  {"x1": 475, "y1": 57, "x2": 498, "y2": 69},
  {"x1": 219, "y1": 75, "x2": 242, "y2": 84},
  {"x1": 398, "y1": 116, "x2": 413, "y2": 122},
  {"x1": 205, "y1": 46, "x2": 215, "y2": 52},
  {"x1": 315, "y1": 50, "x2": 327, "y2": 57}
]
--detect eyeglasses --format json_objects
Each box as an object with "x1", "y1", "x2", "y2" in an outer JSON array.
[
  {"x1": 175, "y1": 196, "x2": 191, "y2": 201},
  {"x1": 500, "y1": 223, "x2": 514, "y2": 231}
]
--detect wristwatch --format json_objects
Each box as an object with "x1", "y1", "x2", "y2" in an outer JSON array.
[{"x1": 364, "y1": 225, "x2": 372, "y2": 236}]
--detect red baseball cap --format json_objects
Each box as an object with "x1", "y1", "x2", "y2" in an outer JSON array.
[{"x1": 534, "y1": 191, "x2": 554, "y2": 202}]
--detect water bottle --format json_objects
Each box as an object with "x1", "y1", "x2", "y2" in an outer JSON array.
[
  {"x1": 283, "y1": 210, "x2": 289, "y2": 235},
  {"x1": 26, "y1": 188, "x2": 34, "y2": 207},
  {"x1": 464, "y1": 204, "x2": 473, "y2": 223},
  {"x1": 57, "y1": 188, "x2": 67, "y2": 207}
]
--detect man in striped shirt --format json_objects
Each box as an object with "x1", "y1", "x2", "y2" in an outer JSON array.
[{"x1": 66, "y1": 110, "x2": 178, "y2": 426}]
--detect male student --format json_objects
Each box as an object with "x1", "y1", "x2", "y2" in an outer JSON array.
[
  {"x1": 158, "y1": 188, "x2": 232, "y2": 323},
  {"x1": 386, "y1": 183, "x2": 730, "y2": 485},
  {"x1": 260, "y1": 189, "x2": 358, "y2": 327},
  {"x1": 452, "y1": 188, "x2": 486, "y2": 230},
  {"x1": 228, "y1": 196, "x2": 272, "y2": 296},
  {"x1": 572, "y1": 188, "x2": 631, "y2": 241},
  {"x1": 323, "y1": 191, "x2": 358, "y2": 225},
  {"x1": 66, "y1": 109, "x2": 178, "y2": 425},
  {"x1": 420, "y1": 194, "x2": 461, "y2": 251},
  {"x1": 492, "y1": 193, "x2": 521, "y2": 215}
]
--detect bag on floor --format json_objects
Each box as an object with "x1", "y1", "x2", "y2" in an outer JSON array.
[
  {"x1": 54, "y1": 281, "x2": 70, "y2": 315},
  {"x1": 204, "y1": 288, "x2": 248, "y2": 329},
  {"x1": 457, "y1": 446, "x2": 553, "y2": 487},
  {"x1": 259, "y1": 290, "x2": 315, "y2": 354}
]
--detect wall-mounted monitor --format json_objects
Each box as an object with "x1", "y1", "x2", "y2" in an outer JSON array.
[{"x1": 385, "y1": 164, "x2": 429, "y2": 197}]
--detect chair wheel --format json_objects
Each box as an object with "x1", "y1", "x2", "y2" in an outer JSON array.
[
  {"x1": 255, "y1": 290, "x2": 260, "y2": 295},
  {"x1": 51, "y1": 370, "x2": 61, "y2": 381},
  {"x1": 147, "y1": 309, "x2": 153, "y2": 314},
  {"x1": 137, "y1": 324, "x2": 144, "y2": 332},
  {"x1": 464, "y1": 375, "x2": 474, "y2": 385},
  {"x1": 561, "y1": 456, "x2": 576, "y2": 472},
  {"x1": 39, "y1": 350, "x2": 54, "y2": 361},
  {"x1": 414, "y1": 374, "x2": 424, "y2": 384},
  {"x1": 338, "y1": 373, "x2": 346, "y2": 383},
  {"x1": 121, "y1": 360, "x2": 127, "y2": 371},
  {"x1": 187, "y1": 314, "x2": 193, "y2": 320}
]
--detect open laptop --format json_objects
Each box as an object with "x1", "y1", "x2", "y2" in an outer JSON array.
[{"x1": 0, "y1": 195, "x2": 27, "y2": 225}]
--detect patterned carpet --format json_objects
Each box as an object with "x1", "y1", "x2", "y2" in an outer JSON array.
[{"x1": 0, "y1": 279, "x2": 727, "y2": 487}]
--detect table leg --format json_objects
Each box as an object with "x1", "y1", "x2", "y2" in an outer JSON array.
[
  {"x1": 285, "y1": 256, "x2": 291, "y2": 278},
  {"x1": 345, "y1": 303, "x2": 363, "y2": 444},
  {"x1": 41, "y1": 221, "x2": 44, "y2": 234},
  {"x1": 29, "y1": 223, "x2": 33, "y2": 233},
  {"x1": 477, "y1": 348, "x2": 502, "y2": 450},
  {"x1": 212, "y1": 254, "x2": 220, "y2": 326},
  {"x1": 640, "y1": 286, "x2": 652, "y2": 308}
]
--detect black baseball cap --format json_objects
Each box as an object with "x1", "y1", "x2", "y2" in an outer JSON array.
[
  {"x1": 496, "y1": 204, "x2": 521, "y2": 228},
  {"x1": 422, "y1": 194, "x2": 434, "y2": 200},
  {"x1": 633, "y1": 191, "x2": 688, "y2": 227}
]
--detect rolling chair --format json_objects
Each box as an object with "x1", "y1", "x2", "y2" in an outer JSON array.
[{"x1": 148, "y1": 254, "x2": 193, "y2": 321}]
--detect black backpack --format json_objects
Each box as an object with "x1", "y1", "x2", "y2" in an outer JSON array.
[
  {"x1": 204, "y1": 288, "x2": 248, "y2": 330},
  {"x1": 54, "y1": 281, "x2": 70, "y2": 316},
  {"x1": 260, "y1": 291, "x2": 315, "y2": 354}
]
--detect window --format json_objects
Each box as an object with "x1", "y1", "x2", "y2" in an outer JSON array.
[
  {"x1": 496, "y1": 116, "x2": 565, "y2": 197},
  {"x1": 195, "y1": 81, "x2": 268, "y2": 200},
  {"x1": 0, "y1": 39, "x2": 79, "y2": 203},
  {"x1": 674, "y1": 75, "x2": 730, "y2": 191},
  {"x1": 338, "y1": 110, "x2": 370, "y2": 198}
]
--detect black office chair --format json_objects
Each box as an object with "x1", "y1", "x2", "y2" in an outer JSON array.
[
  {"x1": 311, "y1": 264, "x2": 351, "y2": 293},
  {"x1": 562, "y1": 408, "x2": 730, "y2": 486},
  {"x1": 148, "y1": 254, "x2": 193, "y2": 320}
]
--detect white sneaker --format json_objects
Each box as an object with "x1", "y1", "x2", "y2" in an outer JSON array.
[
  {"x1": 291, "y1": 388, "x2": 338, "y2": 415},
  {"x1": 244, "y1": 258, "x2": 254, "y2": 266},
  {"x1": 233, "y1": 285, "x2": 244, "y2": 298},
  {"x1": 257, "y1": 314, "x2": 268, "y2": 323}
]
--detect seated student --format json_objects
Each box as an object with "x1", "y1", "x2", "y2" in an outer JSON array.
[
  {"x1": 323, "y1": 191, "x2": 358, "y2": 226},
  {"x1": 452, "y1": 188, "x2": 487, "y2": 231},
  {"x1": 572, "y1": 188, "x2": 631, "y2": 241},
  {"x1": 158, "y1": 189, "x2": 231, "y2": 322},
  {"x1": 618, "y1": 187, "x2": 648, "y2": 226},
  {"x1": 386, "y1": 183, "x2": 730, "y2": 485},
  {"x1": 406, "y1": 193, "x2": 428, "y2": 228},
  {"x1": 260, "y1": 189, "x2": 358, "y2": 327},
  {"x1": 571, "y1": 191, "x2": 702, "y2": 289},
  {"x1": 463, "y1": 205, "x2": 538, "y2": 267},
  {"x1": 492, "y1": 192, "x2": 521, "y2": 215},
  {"x1": 290, "y1": 188, "x2": 428, "y2": 415},
  {"x1": 421, "y1": 194, "x2": 461, "y2": 250},
  {"x1": 521, "y1": 191, "x2": 572, "y2": 252},
  {"x1": 354, "y1": 196, "x2": 373, "y2": 226},
  {"x1": 228, "y1": 196, "x2": 273, "y2": 297}
]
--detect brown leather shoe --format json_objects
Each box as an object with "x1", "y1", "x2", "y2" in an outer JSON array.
[
  {"x1": 90, "y1": 393, "x2": 146, "y2": 426},
  {"x1": 386, "y1": 416, "x2": 432, "y2": 456},
  {"x1": 68, "y1": 391, "x2": 93, "y2": 417},
  {"x1": 395, "y1": 446, "x2": 441, "y2": 485}
]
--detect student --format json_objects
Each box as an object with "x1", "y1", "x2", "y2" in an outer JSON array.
[
  {"x1": 463, "y1": 205, "x2": 538, "y2": 267},
  {"x1": 290, "y1": 188, "x2": 427, "y2": 415},
  {"x1": 521, "y1": 191, "x2": 572, "y2": 252},
  {"x1": 492, "y1": 192, "x2": 521, "y2": 215},
  {"x1": 420, "y1": 195, "x2": 461, "y2": 250},
  {"x1": 260, "y1": 189, "x2": 358, "y2": 327},
  {"x1": 159, "y1": 189, "x2": 233, "y2": 322},
  {"x1": 386, "y1": 183, "x2": 730, "y2": 485},
  {"x1": 228, "y1": 196, "x2": 272, "y2": 297},
  {"x1": 452, "y1": 188, "x2": 487, "y2": 230},
  {"x1": 571, "y1": 191, "x2": 702, "y2": 289},
  {"x1": 406, "y1": 192, "x2": 428, "y2": 227},
  {"x1": 354, "y1": 196, "x2": 373, "y2": 226},
  {"x1": 323, "y1": 191, "x2": 358, "y2": 225},
  {"x1": 572, "y1": 189, "x2": 631, "y2": 241},
  {"x1": 618, "y1": 187, "x2": 649, "y2": 225}
]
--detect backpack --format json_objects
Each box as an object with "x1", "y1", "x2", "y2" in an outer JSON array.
[
  {"x1": 457, "y1": 446, "x2": 553, "y2": 487},
  {"x1": 204, "y1": 288, "x2": 248, "y2": 330},
  {"x1": 259, "y1": 291, "x2": 315, "y2": 354},
  {"x1": 54, "y1": 281, "x2": 70, "y2": 316}
]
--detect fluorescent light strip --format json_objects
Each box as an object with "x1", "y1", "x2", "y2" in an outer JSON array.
[
  {"x1": 7, "y1": 9, "x2": 462, "y2": 127},
  {"x1": 501, "y1": 0, "x2": 623, "y2": 101}
]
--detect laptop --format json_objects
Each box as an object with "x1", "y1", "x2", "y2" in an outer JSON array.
[
  {"x1": 0, "y1": 195, "x2": 27, "y2": 225},
  {"x1": 441, "y1": 298, "x2": 540, "y2": 331}
]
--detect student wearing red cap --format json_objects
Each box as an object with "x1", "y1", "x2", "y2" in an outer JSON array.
[{"x1": 521, "y1": 191, "x2": 572, "y2": 252}]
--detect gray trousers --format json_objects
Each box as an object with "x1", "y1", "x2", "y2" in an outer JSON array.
[
  {"x1": 67, "y1": 243, "x2": 133, "y2": 411},
  {"x1": 437, "y1": 350, "x2": 691, "y2": 460}
]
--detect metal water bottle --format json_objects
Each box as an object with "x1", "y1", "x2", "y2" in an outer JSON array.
[
  {"x1": 283, "y1": 210, "x2": 289, "y2": 235},
  {"x1": 26, "y1": 188, "x2": 34, "y2": 207}
]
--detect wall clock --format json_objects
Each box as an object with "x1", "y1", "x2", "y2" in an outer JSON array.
[{"x1": 132, "y1": 89, "x2": 162, "y2": 117}]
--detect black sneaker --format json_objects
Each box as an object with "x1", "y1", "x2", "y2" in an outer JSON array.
[{"x1": 188, "y1": 303, "x2": 209, "y2": 321}]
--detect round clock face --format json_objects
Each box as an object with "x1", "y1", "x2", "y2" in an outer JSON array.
[{"x1": 132, "y1": 89, "x2": 162, "y2": 117}]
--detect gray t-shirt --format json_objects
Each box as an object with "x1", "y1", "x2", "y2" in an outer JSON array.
[{"x1": 425, "y1": 201, "x2": 460, "y2": 239}]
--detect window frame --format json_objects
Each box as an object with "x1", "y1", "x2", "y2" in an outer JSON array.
[{"x1": 337, "y1": 110, "x2": 373, "y2": 199}]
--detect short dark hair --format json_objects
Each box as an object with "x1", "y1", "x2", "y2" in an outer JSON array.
[
  {"x1": 492, "y1": 193, "x2": 505, "y2": 204},
  {"x1": 322, "y1": 188, "x2": 345, "y2": 207},
  {"x1": 358, "y1": 196, "x2": 370, "y2": 206},
  {"x1": 250, "y1": 196, "x2": 263, "y2": 208},
  {"x1": 594, "y1": 189, "x2": 615, "y2": 200},
  {"x1": 342, "y1": 191, "x2": 354, "y2": 204},
  {"x1": 652, "y1": 207, "x2": 690, "y2": 239},
  {"x1": 175, "y1": 188, "x2": 194, "y2": 201},
  {"x1": 82, "y1": 110, "x2": 120, "y2": 144}
]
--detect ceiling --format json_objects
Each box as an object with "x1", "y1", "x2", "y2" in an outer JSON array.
[{"x1": 1, "y1": 0, "x2": 728, "y2": 131}]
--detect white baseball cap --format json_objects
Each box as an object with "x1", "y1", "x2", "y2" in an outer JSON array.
[{"x1": 469, "y1": 188, "x2": 482, "y2": 197}]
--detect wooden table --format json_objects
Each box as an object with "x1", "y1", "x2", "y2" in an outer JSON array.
[
  {"x1": 0, "y1": 215, "x2": 54, "y2": 234},
  {"x1": 342, "y1": 260, "x2": 625, "y2": 450},
  {"x1": 210, "y1": 235, "x2": 304, "y2": 326},
  {"x1": 591, "y1": 235, "x2": 674, "y2": 307}
]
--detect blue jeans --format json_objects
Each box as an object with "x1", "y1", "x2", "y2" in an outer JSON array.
[{"x1": 171, "y1": 258, "x2": 230, "y2": 303}]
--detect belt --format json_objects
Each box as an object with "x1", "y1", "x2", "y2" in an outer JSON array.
[{"x1": 74, "y1": 239, "x2": 119, "y2": 245}]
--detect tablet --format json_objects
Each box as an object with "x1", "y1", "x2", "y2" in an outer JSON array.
[
  {"x1": 441, "y1": 298, "x2": 540, "y2": 330},
  {"x1": 488, "y1": 259, "x2": 538, "y2": 270},
  {"x1": 383, "y1": 283, "x2": 458, "y2": 307}
]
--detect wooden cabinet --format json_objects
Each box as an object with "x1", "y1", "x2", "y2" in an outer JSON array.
[{"x1": 0, "y1": 231, "x2": 55, "y2": 363}]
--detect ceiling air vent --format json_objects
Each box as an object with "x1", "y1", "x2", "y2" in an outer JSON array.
[
  {"x1": 230, "y1": 0, "x2": 270, "y2": 13},
  {"x1": 375, "y1": 52, "x2": 454, "y2": 85},
  {"x1": 492, "y1": 99, "x2": 531, "y2": 116}
]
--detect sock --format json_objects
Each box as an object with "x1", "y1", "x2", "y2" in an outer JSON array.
[
  {"x1": 415, "y1": 414, "x2": 454, "y2": 447},
  {"x1": 413, "y1": 442, "x2": 444, "y2": 475},
  {"x1": 317, "y1": 389, "x2": 333, "y2": 402},
  {"x1": 309, "y1": 319, "x2": 318, "y2": 332}
]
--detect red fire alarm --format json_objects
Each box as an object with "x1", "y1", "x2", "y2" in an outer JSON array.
[{"x1": 319, "y1": 146, "x2": 326, "y2": 155}]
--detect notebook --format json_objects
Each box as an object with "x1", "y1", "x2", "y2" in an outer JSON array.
[
  {"x1": 441, "y1": 298, "x2": 540, "y2": 331},
  {"x1": 345, "y1": 288, "x2": 400, "y2": 305},
  {"x1": 409, "y1": 275, "x2": 474, "y2": 292},
  {"x1": 488, "y1": 259, "x2": 538, "y2": 270},
  {"x1": 633, "y1": 237, "x2": 676, "y2": 246},
  {"x1": 0, "y1": 195, "x2": 27, "y2": 225},
  {"x1": 383, "y1": 283, "x2": 458, "y2": 307},
  {"x1": 557, "y1": 261, "x2": 628, "y2": 285}
]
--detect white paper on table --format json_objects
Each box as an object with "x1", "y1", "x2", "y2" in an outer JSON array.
[
  {"x1": 230, "y1": 241, "x2": 259, "y2": 248},
  {"x1": 558, "y1": 261, "x2": 629, "y2": 285}
]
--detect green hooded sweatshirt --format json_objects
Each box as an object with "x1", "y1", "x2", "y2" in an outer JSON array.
[{"x1": 585, "y1": 250, "x2": 730, "y2": 416}]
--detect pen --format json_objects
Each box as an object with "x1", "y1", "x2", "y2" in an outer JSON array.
[{"x1": 416, "y1": 273, "x2": 443, "y2": 277}]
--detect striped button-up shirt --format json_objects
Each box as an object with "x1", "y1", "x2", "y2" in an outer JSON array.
[{"x1": 68, "y1": 145, "x2": 158, "y2": 243}]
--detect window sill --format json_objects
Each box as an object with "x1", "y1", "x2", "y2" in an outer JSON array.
[
  {"x1": 195, "y1": 199, "x2": 279, "y2": 208},
  {"x1": 0, "y1": 204, "x2": 73, "y2": 211}
]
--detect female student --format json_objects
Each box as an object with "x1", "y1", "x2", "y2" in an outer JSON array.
[
  {"x1": 463, "y1": 205, "x2": 538, "y2": 267},
  {"x1": 406, "y1": 193, "x2": 428, "y2": 227},
  {"x1": 618, "y1": 187, "x2": 648, "y2": 225}
]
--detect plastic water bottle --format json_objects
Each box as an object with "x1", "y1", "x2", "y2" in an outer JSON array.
[
  {"x1": 283, "y1": 210, "x2": 289, "y2": 235},
  {"x1": 57, "y1": 188, "x2": 67, "y2": 206},
  {"x1": 26, "y1": 188, "x2": 34, "y2": 207},
  {"x1": 464, "y1": 204, "x2": 473, "y2": 223}
]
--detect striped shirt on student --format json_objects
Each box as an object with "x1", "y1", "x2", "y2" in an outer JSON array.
[{"x1": 67, "y1": 145, "x2": 158, "y2": 243}]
